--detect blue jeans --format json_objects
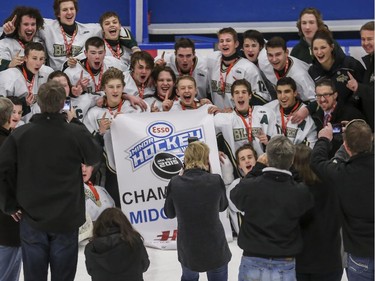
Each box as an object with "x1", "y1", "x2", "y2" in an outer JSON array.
[
  {"x1": 20, "y1": 219, "x2": 79, "y2": 281},
  {"x1": 181, "y1": 263, "x2": 228, "y2": 281},
  {"x1": 346, "y1": 254, "x2": 374, "y2": 281},
  {"x1": 239, "y1": 256, "x2": 296, "y2": 281},
  {"x1": 0, "y1": 245, "x2": 21, "y2": 281}
]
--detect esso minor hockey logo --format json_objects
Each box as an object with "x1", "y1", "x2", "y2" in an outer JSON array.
[{"x1": 148, "y1": 121, "x2": 173, "y2": 138}]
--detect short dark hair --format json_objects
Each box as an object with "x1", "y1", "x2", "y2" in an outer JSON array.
[
  {"x1": 235, "y1": 143, "x2": 258, "y2": 165},
  {"x1": 277, "y1": 77, "x2": 297, "y2": 92},
  {"x1": 99, "y1": 11, "x2": 120, "y2": 28},
  {"x1": 360, "y1": 21, "x2": 374, "y2": 32},
  {"x1": 24, "y1": 42, "x2": 45, "y2": 56},
  {"x1": 266, "y1": 135, "x2": 296, "y2": 169},
  {"x1": 53, "y1": 0, "x2": 78, "y2": 18},
  {"x1": 37, "y1": 80, "x2": 66, "y2": 113},
  {"x1": 218, "y1": 27, "x2": 238, "y2": 42},
  {"x1": 130, "y1": 51, "x2": 154, "y2": 71},
  {"x1": 48, "y1": 70, "x2": 73, "y2": 89},
  {"x1": 231, "y1": 79, "x2": 252, "y2": 96},
  {"x1": 344, "y1": 119, "x2": 373, "y2": 154},
  {"x1": 315, "y1": 78, "x2": 337, "y2": 93},
  {"x1": 243, "y1": 30, "x2": 265, "y2": 49},
  {"x1": 85, "y1": 36, "x2": 105, "y2": 51},
  {"x1": 174, "y1": 38, "x2": 195, "y2": 53},
  {"x1": 0, "y1": 97, "x2": 13, "y2": 127},
  {"x1": 266, "y1": 36, "x2": 287, "y2": 51}
]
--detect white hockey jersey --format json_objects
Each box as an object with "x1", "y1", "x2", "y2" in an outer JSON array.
[
  {"x1": 260, "y1": 56, "x2": 316, "y2": 102},
  {"x1": 64, "y1": 56, "x2": 125, "y2": 93},
  {"x1": 207, "y1": 51, "x2": 271, "y2": 109},
  {"x1": 214, "y1": 105, "x2": 277, "y2": 157},
  {"x1": 38, "y1": 19, "x2": 102, "y2": 70},
  {"x1": 123, "y1": 70, "x2": 155, "y2": 97},
  {"x1": 0, "y1": 64, "x2": 53, "y2": 98},
  {"x1": 264, "y1": 100, "x2": 317, "y2": 147},
  {"x1": 155, "y1": 52, "x2": 210, "y2": 100},
  {"x1": 0, "y1": 36, "x2": 44, "y2": 61},
  {"x1": 84, "y1": 182, "x2": 115, "y2": 221}
]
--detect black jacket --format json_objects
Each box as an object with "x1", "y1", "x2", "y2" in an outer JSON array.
[
  {"x1": 85, "y1": 230, "x2": 149, "y2": 281},
  {"x1": 231, "y1": 167, "x2": 314, "y2": 258},
  {"x1": 311, "y1": 138, "x2": 374, "y2": 257},
  {"x1": 0, "y1": 113, "x2": 101, "y2": 233},
  {"x1": 355, "y1": 53, "x2": 374, "y2": 131},
  {"x1": 312, "y1": 102, "x2": 365, "y2": 157},
  {"x1": 0, "y1": 126, "x2": 20, "y2": 247},
  {"x1": 164, "y1": 168, "x2": 232, "y2": 272},
  {"x1": 308, "y1": 51, "x2": 365, "y2": 106}
]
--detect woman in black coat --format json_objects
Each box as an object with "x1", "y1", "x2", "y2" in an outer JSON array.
[{"x1": 164, "y1": 141, "x2": 232, "y2": 281}]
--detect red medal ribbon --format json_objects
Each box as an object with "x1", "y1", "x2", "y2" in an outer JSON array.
[
  {"x1": 22, "y1": 67, "x2": 35, "y2": 96},
  {"x1": 280, "y1": 101, "x2": 300, "y2": 136},
  {"x1": 274, "y1": 58, "x2": 290, "y2": 80},
  {"x1": 60, "y1": 25, "x2": 77, "y2": 57},
  {"x1": 104, "y1": 39, "x2": 121, "y2": 59},
  {"x1": 235, "y1": 107, "x2": 253, "y2": 142},
  {"x1": 220, "y1": 58, "x2": 238, "y2": 93},
  {"x1": 86, "y1": 61, "x2": 104, "y2": 92},
  {"x1": 86, "y1": 181, "x2": 100, "y2": 201}
]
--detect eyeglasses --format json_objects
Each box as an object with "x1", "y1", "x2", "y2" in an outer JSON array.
[{"x1": 315, "y1": 92, "x2": 335, "y2": 99}]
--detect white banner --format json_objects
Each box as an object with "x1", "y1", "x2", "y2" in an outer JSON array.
[{"x1": 111, "y1": 106, "x2": 233, "y2": 249}]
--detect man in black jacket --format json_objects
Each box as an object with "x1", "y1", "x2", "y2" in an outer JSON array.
[
  {"x1": 231, "y1": 135, "x2": 313, "y2": 281},
  {"x1": 0, "y1": 81, "x2": 101, "y2": 281},
  {"x1": 311, "y1": 120, "x2": 374, "y2": 281}
]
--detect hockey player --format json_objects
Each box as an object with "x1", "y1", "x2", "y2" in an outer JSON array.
[
  {"x1": 0, "y1": 42, "x2": 53, "y2": 118},
  {"x1": 262, "y1": 36, "x2": 316, "y2": 103},
  {"x1": 63, "y1": 36, "x2": 125, "y2": 93},
  {"x1": 241, "y1": 29, "x2": 277, "y2": 104},
  {"x1": 99, "y1": 11, "x2": 140, "y2": 68},
  {"x1": 214, "y1": 79, "x2": 277, "y2": 164},
  {"x1": 265, "y1": 77, "x2": 317, "y2": 147},
  {"x1": 165, "y1": 76, "x2": 218, "y2": 113},
  {"x1": 144, "y1": 66, "x2": 177, "y2": 112},
  {"x1": 124, "y1": 51, "x2": 155, "y2": 98},
  {"x1": 155, "y1": 38, "x2": 210, "y2": 100},
  {"x1": 84, "y1": 68, "x2": 147, "y2": 207},
  {"x1": 207, "y1": 27, "x2": 271, "y2": 110},
  {"x1": 0, "y1": 6, "x2": 44, "y2": 71}
]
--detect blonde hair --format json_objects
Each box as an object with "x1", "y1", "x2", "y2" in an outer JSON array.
[{"x1": 184, "y1": 141, "x2": 210, "y2": 171}]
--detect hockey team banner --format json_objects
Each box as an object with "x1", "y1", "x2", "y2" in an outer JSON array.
[{"x1": 111, "y1": 106, "x2": 233, "y2": 249}]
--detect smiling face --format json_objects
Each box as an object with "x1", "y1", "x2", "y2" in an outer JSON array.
[
  {"x1": 312, "y1": 38, "x2": 334, "y2": 68},
  {"x1": 315, "y1": 85, "x2": 337, "y2": 112},
  {"x1": 85, "y1": 45, "x2": 106, "y2": 70},
  {"x1": 243, "y1": 38, "x2": 261, "y2": 63},
  {"x1": 81, "y1": 164, "x2": 94, "y2": 183},
  {"x1": 300, "y1": 13, "x2": 318, "y2": 42},
  {"x1": 156, "y1": 70, "x2": 174, "y2": 98},
  {"x1": 218, "y1": 33, "x2": 239, "y2": 57},
  {"x1": 176, "y1": 78, "x2": 197, "y2": 106},
  {"x1": 102, "y1": 16, "x2": 121, "y2": 40},
  {"x1": 267, "y1": 46, "x2": 288, "y2": 71},
  {"x1": 175, "y1": 47, "x2": 195, "y2": 73},
  {"x1": 104, "y1": 78, "x2": 124, "y2": 106},
  {"x1": 361, "y1": 29, "x2": 374, "y2": 54},
  {"x1": 132, "y1": 59, "x2": 152, "y2": 85},
  {"x1": 18, "y1": 15, "x2": 37, "y2": 42},
  {"x1": 233, "y1": 84, "x2": 251, "y2": 113},
  {"x1": 58, "y1": 1, "x2": 76, "y2": 25},
  {"x1": 237, "y1": 148, "x2": 256, "y2": 175},
  {"x1": 277, "y1": 84, "x2": 297, "y2": 109},
  {"x1": 10, "y1": 104, "x2": 23, "y2": 129},
  {"x1": 25, "y1": 49, "x2": 45, "y2": 74}
]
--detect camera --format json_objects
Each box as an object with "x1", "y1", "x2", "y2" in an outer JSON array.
[
  {"x1": 63, "y1": 98, "x2": 71, "y2": 111},
  {"x1": 332, "y1": 123, "x2": 342, "y2": 134}
]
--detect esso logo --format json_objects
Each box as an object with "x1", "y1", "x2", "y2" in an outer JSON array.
[{"x1": 148, "y1": 122, "x2": 173, "y2": 138}]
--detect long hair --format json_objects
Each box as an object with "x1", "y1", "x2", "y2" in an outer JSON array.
[
  {"x1": 293, "y1": 144, "x2": 320, "y2": 186},
  {"x1": 93, "y1": 207, "x2": 142, "y2": 248},
  {"x1": 184, "y1": 141, "x2": 210, "y2": 171}
]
